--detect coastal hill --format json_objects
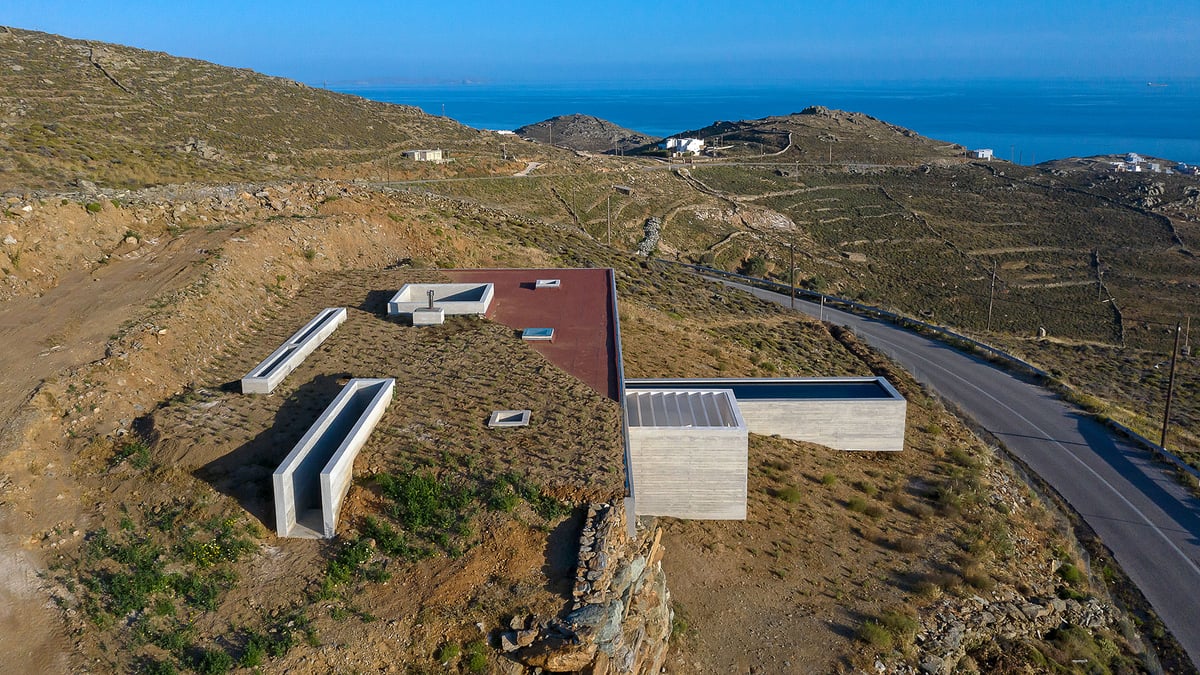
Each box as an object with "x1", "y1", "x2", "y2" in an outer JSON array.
[
  {"x1": 0, "y1": 25, "x2": 1195, "y2": 674},
  {"x1": 515, "y1": 113, "x2": 658, "y2": 154},
  {"x1": 0, "y1": 26, "x2": 525, "y2": 190},
  {"x1": 645, "y1": 106, "x2": 967, "y2": 164}
]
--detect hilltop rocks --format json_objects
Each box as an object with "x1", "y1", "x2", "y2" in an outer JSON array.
[
  {"x1": 515, "y1": 114, "x2": 660, "y2": 154},
  {"x1": 174, "y1": 137, "x2": 221, "y2": 160},
  {"x1": 636, "y1": 217, "x2": 661, "y2": 257},
  {"x1": 909, "y1": 594, "x2": 1117, "y2": 674}
]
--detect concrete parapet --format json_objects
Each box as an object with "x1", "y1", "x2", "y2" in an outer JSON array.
[
  {"x1": 241, "y1": 307, "x2": 346, "y2": 394},
  {"x1": 272, "y1": 378, "x2": 394, "y2": 538},
  {"x1": 626, "y1": 377, "x2": 907, "y2": 452},
  {"x1": 386, "y1": 282, "x2": 494, "y2": 316}
]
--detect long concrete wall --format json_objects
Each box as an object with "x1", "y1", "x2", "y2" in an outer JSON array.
[
  {"x1": 736, "y1": 398, "x2": 906, "y2": 451},
  {"x1": 273, "y1": 378, "x2": 394, "y2": 538},
  {"x1": 626, "y1": 377, "x2": 907, "y2": 452},
  {"x1": 242, "y1": 307, "x2": 347, "y2": 394}
]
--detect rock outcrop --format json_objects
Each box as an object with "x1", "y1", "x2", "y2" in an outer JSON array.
[{"x1": 497, "y1": 502, "x2": 671, "y2": 674}]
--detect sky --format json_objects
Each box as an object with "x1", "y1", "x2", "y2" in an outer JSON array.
[{"x1": 5, "y1": 1, "x2": 1199, "y2": 84}]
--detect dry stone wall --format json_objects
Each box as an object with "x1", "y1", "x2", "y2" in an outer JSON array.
[{"x1": 498, "y1": 502, "x2": 671, "y2": 674}]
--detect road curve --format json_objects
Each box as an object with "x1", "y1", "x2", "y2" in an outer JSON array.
[{"x1": 722, "y1": 280, "x2": 1200, "y2": 667}]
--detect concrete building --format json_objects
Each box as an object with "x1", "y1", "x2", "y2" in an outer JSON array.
[
  {"x1": 403, "y1": 149, "x2": 444, "y2": 162},
  {"x1": 625, "y1": 389, "x2": 747, "y2": 519},
  {"x1": 626, "y1": 377, "x2": 906, "y2": 452},
  {"x1": 262, "y1": 267, "x2": 907, "y2": 532},
  {"x1": 659, "y1": 138, "x2": 705, "y2": 156},
  {"x1": 968, "y1": 148, "x2": 994, "y2": 160}
]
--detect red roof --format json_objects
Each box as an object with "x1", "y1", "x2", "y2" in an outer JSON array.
[{"x1": 446, "y1": 269, "x2": 620, "y2": 400}]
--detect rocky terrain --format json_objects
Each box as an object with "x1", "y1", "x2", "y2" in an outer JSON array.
[{"x1": 516, "y1": 114, "x2": 659, "y2": 155}]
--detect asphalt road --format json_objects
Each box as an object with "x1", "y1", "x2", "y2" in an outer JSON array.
[{"x1": 723, "y1": 280, "x2": 1200, "y2": 667}]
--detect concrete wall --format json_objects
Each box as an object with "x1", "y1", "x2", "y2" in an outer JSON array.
[
  {"x1": 387, "y1": 282, "x2": 494, "y2": 316},
  {"x1": 272, "y1": 378, "x2": 394, "y2": 538},
  {"x1": 629, "y1": 426, "x2": 747, "y2": 519},
  {"x1": 242, "y1": 307, "x2": 346, "y2": 394},
  {"x1": 626, "y1": 377, "x2": 907, "y2": 452},
  {"x1": 625, "y1": 389, "x2": 747, "y2": 520},
  {"x1": 736, "y1": 397, "x2": 906, "y2": 452}
]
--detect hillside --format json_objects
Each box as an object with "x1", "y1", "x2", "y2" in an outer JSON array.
[
  {"x1": 630, "y1": 106, "x2": 968, "y2": 164},
  {"x1": 516, "y1": 114, "x2": 659, "y2": 154},
  {"x1": 0, "y1": 26, "x2": 1189, "y2": 675},
  {"x1": 0, "y1": 26, "x2": 546, "y2": 190}
]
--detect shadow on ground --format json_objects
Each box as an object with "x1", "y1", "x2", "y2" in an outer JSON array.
[{"x1": 194, "y1": 373, "x2": 349, "y2": 531}]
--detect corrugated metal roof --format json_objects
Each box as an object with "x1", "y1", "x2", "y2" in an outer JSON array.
[{"x1": 625, "y1": 389, "x2": 742, "y2": 428}]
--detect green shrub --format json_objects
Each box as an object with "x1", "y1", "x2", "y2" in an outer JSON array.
[
  {"x1": 192, "y1": 647, "x2": 233, "y2": 675},
  {"x1": 85, "y1": 202, "x2": 103, "y2": 213},
  {"x1": 140, "y1": 658, "x2": 177, "y2": 675},
  {"x1": 879, "y1": 609, "x2": 919, "y2": 643},
  {"x1": 463, "y1": 640, "x2": 488, "y2": 672},
  {"x1": 774, "y1": 486, "x2": 802, "y2": 503},
  {"x1": 846, "y1": 497, "x2": 868, "y2": 513},
  {"x1": 434, "y1": 642, "x2": 460, "y2": 662},
  {"x1": 820, "y1": 473, "x2": 838, "y2": 486},
  {"x1": 858, "y1": 620, "x2": 893, "y2": 649},
  {"x1": 1058, "y1": 562, "x2": 1084, "y2": 585},
  {"x1": 241, "y1": 633, "x2": 267, "y2": 667}
]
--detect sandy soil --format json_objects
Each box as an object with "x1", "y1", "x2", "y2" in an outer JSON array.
[{"x1": 0, "y1": 227, "x2": 232, "y2": 675}]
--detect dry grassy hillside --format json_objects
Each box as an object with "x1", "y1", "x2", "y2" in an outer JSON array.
[
  {"x1": 0, "y1": 25, "x2": 1190, "y2": 674},
  {"x1": 0, "y1": 26, "x2": 568, "y2": 189}
]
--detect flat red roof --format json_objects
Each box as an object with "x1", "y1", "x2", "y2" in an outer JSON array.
[{"x1": 447, "y1": 269, "x2": 620, "y2": 400}]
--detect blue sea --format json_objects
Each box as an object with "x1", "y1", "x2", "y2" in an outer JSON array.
[{"x1": 332, "y1": 79, "x2": 1200, "y2": 166}]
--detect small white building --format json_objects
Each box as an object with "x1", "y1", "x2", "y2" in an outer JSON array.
[
  {"x1": 967, "y1": 148, "x2": 994, "y2": 160},
  {"x1": 1126, "y1": 152, "x2": 1144, "y2": 164},
  {"x1": 660, "y1": 137, "x2": 705, "y2": 156},
  {"x1": 403, "y1": 149, "x2": 444, "y2": 162}
]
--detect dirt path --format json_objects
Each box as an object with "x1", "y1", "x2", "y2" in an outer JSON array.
[
  {"x1": 0, "y1": 228, "x2": 229, "y2": 441},
  {"x1": 0, "y1": 226, "x2": 232, "y2": 675}
]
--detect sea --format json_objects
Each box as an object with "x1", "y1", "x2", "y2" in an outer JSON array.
[{"x1": 331, "y1": 79, "x2": 1200, "y2": 166}]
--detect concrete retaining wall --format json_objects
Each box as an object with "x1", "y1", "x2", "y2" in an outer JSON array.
[
  {"x1": 626, "y1": 390, "x2": 747, "y2": 520},
  {"x1": 387, "y1": 282, "x2": 494, "y2": 316},
  {"x1": 626, "y1": 377, "x2": 907, "y2": 452},
  {"x1": 272, "y1": 378, "x2": 394, "y2": 538},
  {"x1": 241, "y1": 307, "x2": 346, "y2": 394}
]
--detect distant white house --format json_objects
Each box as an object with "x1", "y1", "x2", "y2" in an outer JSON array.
[
  {"x1": 403, "y1": 149, "x2": 444, "y2": 162},
  {"x1": 1126, "y1": 152, "x2": 1144, "y2": 164},
  {"x1": 967, "y1": 148, "x2": 994, "y2": 160},
  {"x1": 660, "y1": 137, "x2": 705, "y2": 156}
]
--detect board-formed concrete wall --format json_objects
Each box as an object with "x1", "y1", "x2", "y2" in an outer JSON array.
[
  {"x1": 387, "y1": 282, "x2": 494, "y2": 316},
  {"x1": 273, "y1": 378, "x2": 394, "y2": 538},
  {"x1": 626, "y1": 390, "x2": 747, "y2": 520},
  {"x1": 626, "y1": 377, "x2": 907, "y2": 452},
  {"x1": 242, "y1": 308, "x2": 347, "y2": 394}
]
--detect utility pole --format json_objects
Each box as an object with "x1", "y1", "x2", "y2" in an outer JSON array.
[
  {"x1": 549, "y1": 121, "x2": 553, "y2": 148},
  {"x1": 789, "y1": 239, "x2": 795, "y2": 310},
  {"x1": 828, "y1": 143, "x2": 832, "y2": 164},
  {"x1": 987, "y1": 262, "x2": 997, "y2": 331},
  {"x1": 1161, "y1": 323, "x2": 1182, "y2": 448}
]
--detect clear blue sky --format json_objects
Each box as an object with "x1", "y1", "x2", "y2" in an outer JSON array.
[{"x1": 6, "y1": 1, "x2": 1198, "y2": 84}]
